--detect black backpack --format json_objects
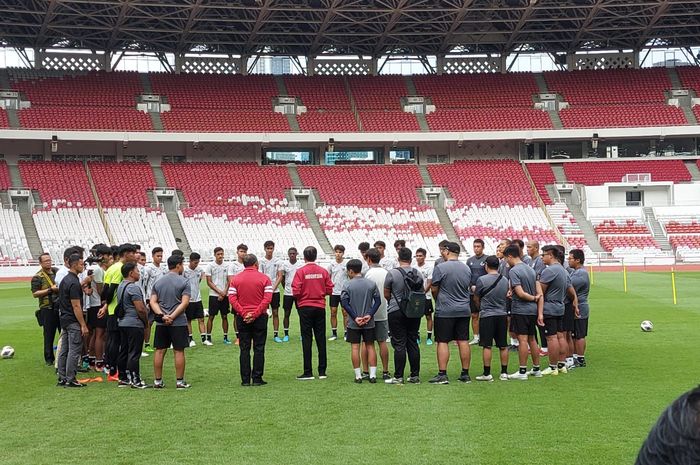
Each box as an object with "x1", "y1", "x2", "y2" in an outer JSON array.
[
  {"x1": 392, "y1": 267, "x2": 426, "y2": 319},
  {"x1": 114, "y1": 283, "x2": 132, "y2": 320}
]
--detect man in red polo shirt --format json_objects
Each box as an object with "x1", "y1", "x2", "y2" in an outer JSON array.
[
  {"x1": 292, "y1": 246, "x2": 333, "y2": 381},
  {"x1": 228, "y1": 254, "x2": 273, "y2": 386}
]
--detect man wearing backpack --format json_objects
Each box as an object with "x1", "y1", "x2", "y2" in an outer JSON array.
[
  {"x1": 430, "y1": 242, "x2": 473, "y2": 384},
  {"x1": 383, "y1": 247, "x2": 423, "y2": 384}
]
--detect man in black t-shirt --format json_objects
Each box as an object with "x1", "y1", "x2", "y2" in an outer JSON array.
[{"x1": 56, "y1": 254, "x2": 89, "y2": 388}]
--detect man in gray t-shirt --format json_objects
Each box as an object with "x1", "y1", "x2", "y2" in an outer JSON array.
[
  {"x1": 364, "y1": 248, "x2": 390, "y2": 378},
  {"x1": 567, "y1": 249, "x2": 590, "y2": 368},
  {"x1": 150, "y1": 255, "x2": 192, "y2": 389},
  {"x1": 538, "y1": 245, "x2": 570, "y2": 376},
  {"x1": 429, "y1": 242, "x2": 472, "y2": 384},
  {"x1": 116, "y1": 262, "x2": 149, "y2": 387},
  {"x1": 474, "y1": 255, "x2": 510, "y2": 381},
  {"x1": 383, "y1": 247, "x2": 421, "y2": 383}
]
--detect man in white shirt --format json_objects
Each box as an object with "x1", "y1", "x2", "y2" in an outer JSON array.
[
  {"x1": 414, "y1": 248, "x2": 434, "y2": 345},
  {"x1": 205, "y1": 247, "x2": 230, "y2": 345},
  {"x1": 280, "y1": 247, "x2": 304, "y2": 343},
  {"x1": 184, "y1": 252, "x2": 205, "y2": 347},
  {"x1": 327, "y1": 244, "x2": 348, "y2": 341},
  {"x1": 141, "y1": 247, "x2": 167, "y2": 352},
  {"x1": 260, "y1": 240, "x2": 284, "y2": 342},
  {"x1": 364, "y1": 248, "x2": 391, "y2": 380}
]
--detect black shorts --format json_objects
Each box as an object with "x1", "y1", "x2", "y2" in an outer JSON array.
[
  {"x1": 470, "y1": 295, "x2": 479, "y2": 314},
  {"x1": 543, "y1": 316, "x2": 564, "y2": 336},
  {"x1": 153, "y1": 325, "x2": 189, "y2": 350},
  {"x1": 107, "y1": 313, "x2": 120, "y2": 332},
  {"x1": 283, "y1": 295, "x2": 296, "y2": 313},
  {"x1": 510, "y1": 314, "x2": 536, "y2": 336},
  {"x1": 434, "y1": 316, "x2": 470, "y2": 343},
  {"x1": 270, "y1": 292, "x2": 280, "y2": 309},
  {"x1": 186, "y1": 301, "x2": 204, "y2": 321},
  {"x1": 479, "y1": 315, "x2": 508, "y2": 348},
  {"x1": 329, "y1": 294, "x2": 341, "y2": 308},
  {"x1": 346, "y1": 327, "x2": 376, "y2": 344},
  {"x1": 573, "y1": 318, "x2": 588, "y2": 339},
  {"x1": 87, "y1": 306, "x2": 107, "y2": 329},
  {"x1": 424, "y1": 299, "x2": 434, "y2": 315},
  {"x1": 563, "y1": 303, "x2": 575, "y2": 332},
  {"x1": 208, "y1": 296, "x2": 230, "y2": 316}
]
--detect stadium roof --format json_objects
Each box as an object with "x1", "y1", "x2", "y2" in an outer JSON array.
[{"x1": 0, "y1": 0, "x2": 699, "y2": 57}]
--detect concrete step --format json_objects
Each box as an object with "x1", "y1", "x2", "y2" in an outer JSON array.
[
  {"x1": 8, "y1": 164, "x2": 23, "y2": 187},
  {"x1": 18, "y1": 206, "x2": 43, "y2": 259},
  {"x1": 666, "y1": 67, "x2": 683, "y2": 89},
  {"x1": 139, "y1": 73, "x2": 153, "y2": 94},
  {"x1": 0, "y1": 191, "x2": 10, "y2": 206},
  {"x1": 681, "y1": 106, "x2": 698, "y2": 125},
  {"x1": 547, "y1": 110, "x2": 563, "y2": 130},
  {"x1": 434, "y1": 205, "x2": 462, "y2": 247},
  {"x1": 151, "y1": 165, "x2": 168, "y2": 188},
  {"x1": 287, "y1": 163, "x2": 304, "y2": 187},
  {"x1": 644, "y1": 207, "x2": 672, "y2": 251},
  {"x1": 149, "y1": 112, "x2": 164, "y2": 131},
  {"x1": 551, "y1": 164, "x2": 568, "y2": 183},
  {"x1": 303, "y1": 208, "x2": 333, "y2": 256},
  {"x1": 563, "y1": 194, "x2": 605, "y2": 253},
  {"x1": 533, "y1": 73, "x2": 550, "y2": 94},
  {"x1": 165, "y1": 210, "x2": 191, "y2": 255},
  {"x1": 418, "y1": 164, "x2": 433, "y2": 185},
  {"x1": 684, "y1": 160, "x2": 700, "y2": 181}
]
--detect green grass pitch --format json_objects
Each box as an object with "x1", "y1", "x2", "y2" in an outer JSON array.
[{"x1": 0, "y1": 271, "x2": 699, "y2": 465}]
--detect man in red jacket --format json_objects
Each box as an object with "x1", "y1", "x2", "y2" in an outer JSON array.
[
  {"x1": 292, "y1": 246, "x2": 333, "y2": 380},
  {"x1": 228, "y1": 254, "x2": 273, "y2": 386}
]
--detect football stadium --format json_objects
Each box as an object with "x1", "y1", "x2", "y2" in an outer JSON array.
[{"x1": 1, "y1": 1, "x2": 700, "y2": 464}]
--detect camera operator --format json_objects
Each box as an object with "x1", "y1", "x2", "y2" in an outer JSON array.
[{"x1": 85, "y1": 245, "x2": 112, "y2": 371}]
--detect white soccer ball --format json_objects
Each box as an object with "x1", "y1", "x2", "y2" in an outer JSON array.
[
  {"x1": 640, "y1": 320, "x2": 654, "y2": 332},
  {"x1": 1, "y1": 345, "x2": 15, "y2": 359}
]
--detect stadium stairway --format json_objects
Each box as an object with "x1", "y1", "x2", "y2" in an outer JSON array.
[
  {"x1": 8, "y1": 164, "x2": 23, "y2": 187},
  {"x1": 151, "y1": 165, "x2": 167, "y2": 188},
  {"x1": 551, "y1": 164, "x2": 568, "y2": 183},
  {"x1": 0, "y1": 69, "x2": 20, "y2": 128},
  {"x1": 343, "y1": 77, "x2": 364, "y2": 131},
  {"x1": 403, "y1": 76, "x2": 429, "y2": 131},
  {"x1": 417, "y1": 165, "x2": 463, "y2": 247},
  {"x1": 684, "y1": 160, "x2": 700, "y2": 181},
  {"x1": 275, "y1": 76, "x2": 300, "y2": 132},
  {"x1": 533, "y1": 73, "x2": 563, "y2": 130},
  {"x1": 15, "y1": 197, "x2": 43, "y2": 259},
  {"x1": 562, "y1": 194, "x2": 604, "y2": 253},
  {"x1": 286, "y1": 164, "x2": 333, "y2": 255},
  {"x1": 643, "y1": 207, "x2": 672, "y2": 251},
  {"x1": 139, "y1": 73, "x2": 163, "y2": 131},
  {"x1": 666, "y1": 68, "x2": 698, "y2": 125}
]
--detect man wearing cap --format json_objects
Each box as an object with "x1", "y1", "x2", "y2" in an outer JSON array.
[{"x1": 430, "y1": 242, "x2": 472, "y2": 384}]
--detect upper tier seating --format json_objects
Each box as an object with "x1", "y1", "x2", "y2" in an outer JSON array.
[
  {"x1": 425, "y1": 108, "x2": 552, "y2": 131},
  {"x1": 284, "y1": 75, "x2": 358, "y2": 132},
  {"x1": 0, "y1": 161, "x2": 11, "y2": 190},
  {"x1": 543, "y1": 68, "x2": 672, "y2": 105},
  {"x1": 359, "y1": 110, "x2": 420, "y2": 132},
  {"x1": 298, "y1": 165, "x2": 423, "y2": 207},
  {"x1": 413, "y1": 73, "x2": 539, "y2": 108},
  {"x1": 0, "y1": 110, "x2": 8, "y2": 129},
  {"x1": 10, "y1": 70, "x2": 151, "y2": 131},
  {"x1": 19, "y1": 161, "x2": 95, "y2": 207},
  {"x1": 348, "y1": 76, "x2": 408, "y2": 110},
  {"x1": 104, "y1": 208, "x2": 178, "y2": 255},
  {"x1": 89, "y1": 162, "x2": 155, "y2": 207},
  {"x1": 160, "y1": 109, "x2": 289, "y2": 132},
  {"x1": 0, "y1": 208, "x2": 31, "y2": 262},
  {"x1": 563, "y1": 160, "x2": 691, "y2": 185},
  {"x1": 525, "y1": 163, "x2": 557, "y2": 204},
  {"x1": 558, "y1": 104, "x2": 687, "y2": 129}
]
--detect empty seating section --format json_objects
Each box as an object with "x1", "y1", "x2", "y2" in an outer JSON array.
[
  {"x1": 563, "y1": 160, "x2": 691, "y2": 185},
  {"x1": 654, "y1": 206, "x2": 700, "y2": 258},
  {"x1": 89, "y1": 162, "x2": 155, "y2": 207},
  {"x1": 595, "y1": 219, "x2": 650, "y2": 235},
  {"x1": 160, "y1": 109, "x2": 289, "y2": 132},
  {"x1": 180, "y1": 206, "x2": 321, "y2": 259},
  {"x1": 33, "y1": 208, "x2": 108, "y2": 262},
  {"x1": 558, "y1": 104, "x2": 686, "y2": 129},
  {"x1": 299, "y1": 165, "x2": 444, "y2": 257},
  {"x1": 151, "y1": 73, "x2": 287, "y2": 132},
  {"x1": 0, "y1": 208, "x2": 31, "y2": 263},
  {"x1": 588, "y1": 208, "x2": 661, "y2": 256},
  {"x1": 677, "y1": 66, "x2": 700, "y2": 93},
  {"x1": 545, "y1": 68, "x2": 671, "y2": 106},
  {"x1": 598, "y1": 236, "x2": 660, "y2": 255},
  {"x1": 425, "y1": 108, "x2": 552, "y2": 131},
  {"x1": 104, "y1": 208, "x2": 178, "y2": 255},
  {"x1": 546, "y1": 202, "x2": 590, "y2": 254},
  {"x1": 10, "y1": 70, "x2": 150, "y2": 131},
  {"x1": 162, "y1": 163, "x2": 319, "y2": 255},
  {"x1": 429, "y1": 160, "x2": 559, "y2": 253},
  {"x1": 414, "y1": 73, "x2": 538, "y2": 108},
  {"x1": 19, "y1": 161, "x2": 95, "y2": 207},
  {"x1": 0, "y1": 110, "x2": 8, "y2": 128},
  {"x1": 0, "y1": 161, "x2": 11, "y2": 190},
  {"x1": 285, "y1": 76, "x2": 358, "y2": 132},
  {"x1": 360, "y1": 110, "x2": 420, "y2": 132},
  {"x1": 348, "y1": 76, "x2": 407, "y2": 110},
  {"x1": 299, "y1": 165, "x2": 422, "y2": 207},
  {"x1": 525, "y1": 163, "x2": 557, "y2": 204}
]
